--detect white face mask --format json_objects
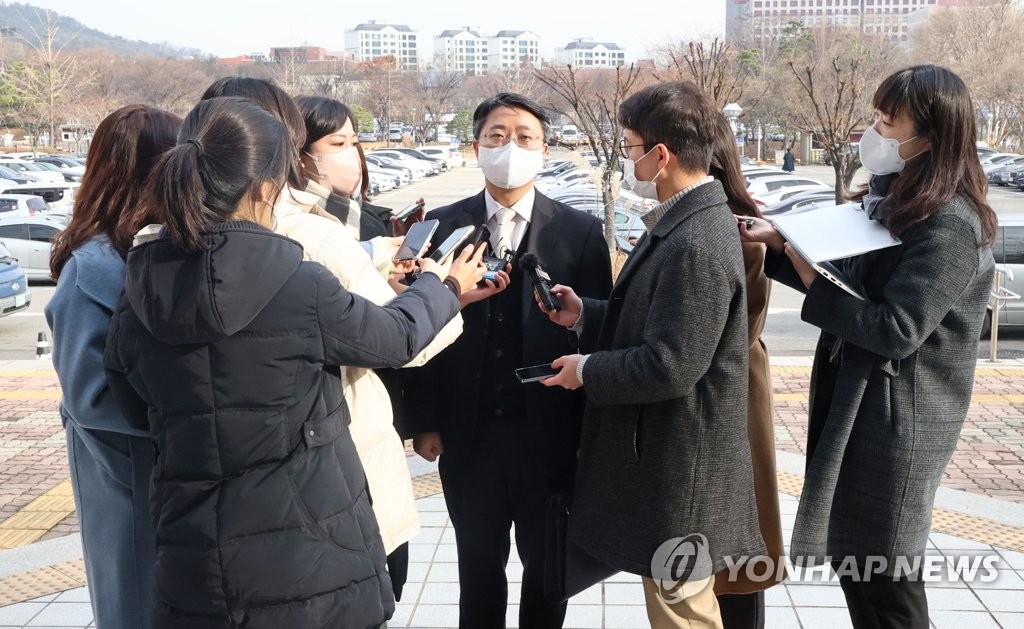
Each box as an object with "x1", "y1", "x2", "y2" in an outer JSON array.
[
  {"x1": 622, "y1": 145, "x2": 664, "y2": 200},
  {"x1": 859, "y1": 125, "x2": 922, "y2": 176},
  {"x1": 477, "y1": 142, "x2": 544, "y2": 189}
]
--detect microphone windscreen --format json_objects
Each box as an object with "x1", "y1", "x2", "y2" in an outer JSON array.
[{"x1": 519, "y1": 252, "x2": 539, "y2": 272}]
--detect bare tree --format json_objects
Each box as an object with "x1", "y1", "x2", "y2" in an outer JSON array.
[
  {"x1": 408, "y1": 69, "x2": 464, "y2": 142},
  {"x1": 535, "y1": 64, "x2": 649, "y2": 250},
  {"x1": 652, "y1": 37, "x2": 757, "y2": 111},
  {"x1": 357, "y1": 56, "x2": 400, "y2": 146},
  {"x1": 9, "y1": 8, "x2": 88, "y2": 149},
  {"x1": 782, "y1": 24, "x2": 902, "y2": 202},
  {"x1": 910, "y1": 0, "x2": 1024, "y2": 148}
]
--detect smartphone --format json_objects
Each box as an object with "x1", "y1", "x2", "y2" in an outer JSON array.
[
  {"x1": 515, "y1": 364, "x2": 560, "y2": 384},
  {"x1": 394, "y1": 219, "x2": 439, "y2": 261},
  {"x1": 393, "y1": 198, "x2": 425, "y2": 222},
  {"x1": 429, "y1": 225, "x2": 476, "y2": 263},
  {"x1": 468, "y1": 223, "x2": 491, "y2": 249}
]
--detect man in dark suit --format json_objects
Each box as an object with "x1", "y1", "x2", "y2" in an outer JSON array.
[
  {"x1": 406, "y1": 93, "x2": 611, "y2": 628},
  {"x1": 540, "y1": 82, "x2": 765, "y2": 627}
]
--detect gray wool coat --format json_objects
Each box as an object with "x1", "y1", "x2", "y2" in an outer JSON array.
[
  {"x1": 768, "y1": 195, "x2": 994, "y2": 574},
  {"x1": 572, "y1": 181, "x2": 767, "y2": 579}
]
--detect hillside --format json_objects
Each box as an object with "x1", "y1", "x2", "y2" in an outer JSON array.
[{"x1": 0, "y1": 2, "x2": 199, "y2": 58}]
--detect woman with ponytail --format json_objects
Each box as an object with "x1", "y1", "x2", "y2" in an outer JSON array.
[
  {"x1": 45, "y1": 104, "x2": 180, "y2": 629},
  {"x1": 104, "y1": 96, "x2": 487, "y2": 629}
]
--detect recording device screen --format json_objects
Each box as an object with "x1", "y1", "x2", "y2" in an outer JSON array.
[
  {"x1": 429, "y1": 225, "x2": 476, "y2": 263},
  {"x1": 515, "y1": 364, "x2": 560, "y2": 383},
  {"x1": 394, "y1": 219, "x2": 439, "y2": 261}
]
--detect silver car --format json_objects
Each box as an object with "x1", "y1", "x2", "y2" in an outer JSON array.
[
  {"x1": 988, "y1": 215, "x2": 1024, "y2": 334},
  {"x1": 0, "y1": 215, "x2": 64, "y2": 280}
]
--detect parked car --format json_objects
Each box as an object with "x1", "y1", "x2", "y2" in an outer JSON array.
[
  {"x1": 986, "y1": 214, "x2": 1024, "y2": 336},
  {"x1": 1, "y1": 160, "x2": 65, "y2": 184},
  {"x1": 365, "y1": 155, "x2": 415, "y2": 182},
  {"x1": 559, "y1": 126, "x2": 581, "y2": 147},
  {"x1": 988, "y1": 158, "x2": 1024, "y2": 185},
  {"x1": 368, "y1": 150, "x2": 434, "y2": 177},
  {"x1": 0, "y1": 194, "x2": 50, "y2": 218},
  {"x1": 535, "y1": 169, "x2": 596, "y2": 194},
  {"x1": 0, "y1": 241, "x2": 30, "y2": 317},
  {"x1": 416, "y1": 146, "x2": 463, "y2": 169},
  {"x1": 0, "y1": 215, "x2": 64, "y2": 280},
  {"x1": 367, "y1": 171, "x2": 394, "y2": 194},
  {"x1": 752, "y1": 183, "x2": 833, "y2": 207},
  {"x1": 762, "y1": 188, "x2": 839, "y2": 217},
  {"x1": 537, "y1": 161, "x2": 577, "y2": 180},
  {"x1": 29, "y1": 155, "x2": 85, "y2": 181},
  {"x1": 0, "y1": 166, "x2": 35, "y2": 185},
  {"x1": 388, "y1": 147, "x2": 448, "y2": 171},
  {"x1": 0, "y1": 182, "x2": 77, "y2": 210},
  {"x1": 357, "y1": 131, "x2": 379, "y2": 142},
  {"x1": 746, "y1": 175, "x2": 828, "y2": 204}
]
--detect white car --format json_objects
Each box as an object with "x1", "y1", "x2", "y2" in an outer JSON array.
[
  {"x1": 416, "y1": 146, "x2": 463, "y2": 169},
  {"x1": 368, "y1": 150, "x2": 431, "y2": 179},
  {"x1": 0, "y1": 215, "x2": 64, "y2": 280},
  {"x1": 0, "y1": 194, "x2": 50, "y2": 218},
  {"x1": 0, "y1": 182, "x2": 77, "y2": 210},
  {"x1": 746, "y1": 175, "x2": 828, "y2": 203},
  {"x1": 2, "y1": 160, "x2": 65, "y2": 184},
  {"x1": 750, "y1": 184, "x2": 833, "y2": 207},
  {"x1": 536, "y1": 170, "x2": 596, "y2": 193}
]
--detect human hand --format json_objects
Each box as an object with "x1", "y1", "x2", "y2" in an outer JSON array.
[
  {"x1": 413, "y1": 432, "x2": 444, "y2": 462},
  {"x1": 460, "y1": 264, "x2": 511, "y2": 307},
  {"x1": 542, "y1": 354, "x2": 583, "y2": 390},
  {"x1": 444, "y1": 242, "x2": 488, "y2": 296},
  {"x1": 737, "y1": 215, "x2": 785, "y2": 253},
  {"x1": 784, "y1": 242, "x2": 818, "y2": 289},
  {"x1": 538, "y1": 284, "x2": 582, "y2": 328},
  {"x1": 391, "y1": 206, "x2": 426, "y2": 236}
]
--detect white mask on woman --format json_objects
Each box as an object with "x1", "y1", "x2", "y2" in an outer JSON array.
[
  {"x1": 306, "y1": 146, "x2": 361, "y2": 196},
  {"x1": 859, "y1": 125, "x2": 923, "y2": 176},
  {"x1": 477, "y1": 142, "x2": 544, "y2": 189}
]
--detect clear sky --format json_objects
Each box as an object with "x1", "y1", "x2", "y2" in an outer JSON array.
[{"x1": 24, "y1": 0, "x2": 726, "y2": 62}]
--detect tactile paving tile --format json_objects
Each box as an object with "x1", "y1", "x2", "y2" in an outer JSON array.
[
  {"x1": 412, "y1": 472, "x2": 442, "y2": 499},
  {"x1": 776, "y1": 470, "x2": 1024, "y2": 552},
  {"x1": 0, "y1": 560, "x2": 86, "y2": 606},
  {"x1": 0, "y1": 479, "x2": 76, "y2": 550}
]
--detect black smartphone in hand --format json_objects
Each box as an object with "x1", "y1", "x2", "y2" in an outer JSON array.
[{"x1": 515, "y1": 363, "x2": 560, "y2": 383}]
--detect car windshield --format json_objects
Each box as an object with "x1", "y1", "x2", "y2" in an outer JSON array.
[
  {"x1": 26, "y1": 197, "x2": 48, "y2": 211},
  {"x1": 0, "y1": 242, "x2": 12, "y2": 263},
  {"x1": 0, "y1": 167, "x2": 20, "y2": 179}
]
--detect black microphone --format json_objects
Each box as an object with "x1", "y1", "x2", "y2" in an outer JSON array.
[{"x1": 520, "y1": 253, "x2": 561, "y2": 311}]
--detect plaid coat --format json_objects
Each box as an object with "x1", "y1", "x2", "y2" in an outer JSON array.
[
  {"x1": 572, "y1": 181, "x2": 767, "y2": 578},
  {"x1": 769, "y1": 195, "x2": 995, "y2": 573}
]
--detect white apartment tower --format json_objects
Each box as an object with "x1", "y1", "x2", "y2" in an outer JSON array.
[
  {"x1": 555, "y1": 39, "x2": 627, "y2": 68},
  {"x1": 434, "y1": 27, "x2": 488, "y2": 75},
  {"x1": 486, "y1": 30, "x2": 541, "y2": 72},
  {"x1": 724, "y1": 0, "x2": 975, "y2": 42},
  {"x1": 344, "y1": 21, "x2": 419, "y2": 71}
]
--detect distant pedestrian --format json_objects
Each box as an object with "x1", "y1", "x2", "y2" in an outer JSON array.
[{"x1": 782, "y1": 147, "x2": 796, "y2": 172}]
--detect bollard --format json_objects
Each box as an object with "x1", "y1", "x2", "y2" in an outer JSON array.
[{"x1": 36, "y1": 332, "x2": 50, "y2": 359}]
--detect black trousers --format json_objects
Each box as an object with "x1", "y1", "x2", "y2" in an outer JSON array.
[
  {"x1": 717, "y1": 591, "x2": 765, "y2": 629},
  {"x1": 439, "y1": 418, "x2": 567, "y2": 629},
  {"x1": 836, "y1": 563, "x2": 929, "y2": 629}
]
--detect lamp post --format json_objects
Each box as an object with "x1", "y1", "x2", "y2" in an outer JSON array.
[
  {"x1": 755, "y1": 122, "x2": 763, "y2": 163},
  {"x1": 722, "y1": 102, "x2": 743, "y2": 135}
]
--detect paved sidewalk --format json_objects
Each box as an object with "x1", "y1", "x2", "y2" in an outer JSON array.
[{"x1": 1, "y1": 357, "x2": 1024, "y2": 627}]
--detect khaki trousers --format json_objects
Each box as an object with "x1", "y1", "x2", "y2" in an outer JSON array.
[{"x1": 641, "y1": 574, "x2": 724, "y2": 629}]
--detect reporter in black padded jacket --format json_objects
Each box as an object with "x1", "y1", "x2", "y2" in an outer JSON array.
[{"x1": 103, "y1": 96, "x2": 487, "y2": 629}]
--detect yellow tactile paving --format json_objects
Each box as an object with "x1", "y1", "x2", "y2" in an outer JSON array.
[
  {"x1": 0, "y1": 479, "x2": 76, "y2": 550},
  {"x1": 776, "y1": 471, "x2": 1024, "y2": 553},
  {"x1": 0, "y1": 391, "x2": 62, "y2": 400},
  {"x1": 772, "y1": 393, "x2": 1024, "y2": 404},
  {"x1": 0, "y1": 560, "x2": 86, "y2": 606},
  {"x1": 0, "y1": 370, "x2": 56, "y2": 377}
]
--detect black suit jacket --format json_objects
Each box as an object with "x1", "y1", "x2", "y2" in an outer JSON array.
[{"x1": 405, "y1": 190, "x2": 611, "y2": 487}]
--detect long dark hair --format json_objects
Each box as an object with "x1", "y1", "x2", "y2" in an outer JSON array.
[
  {"x1": 200, "y1": 77, "x2": 306, "y2": 190},
  {"x1": 49, "y1": 105, "x2": 181, "y2": 279},
  {"x1": 865, "y1": 65, "x2": 996, "y2": 245},
  {"x1": 150, "y1": 97, "x2": 290, "y2": 253},
  {"x1": 709, "y1": 105, "x2": 760, "y2": 219}
]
